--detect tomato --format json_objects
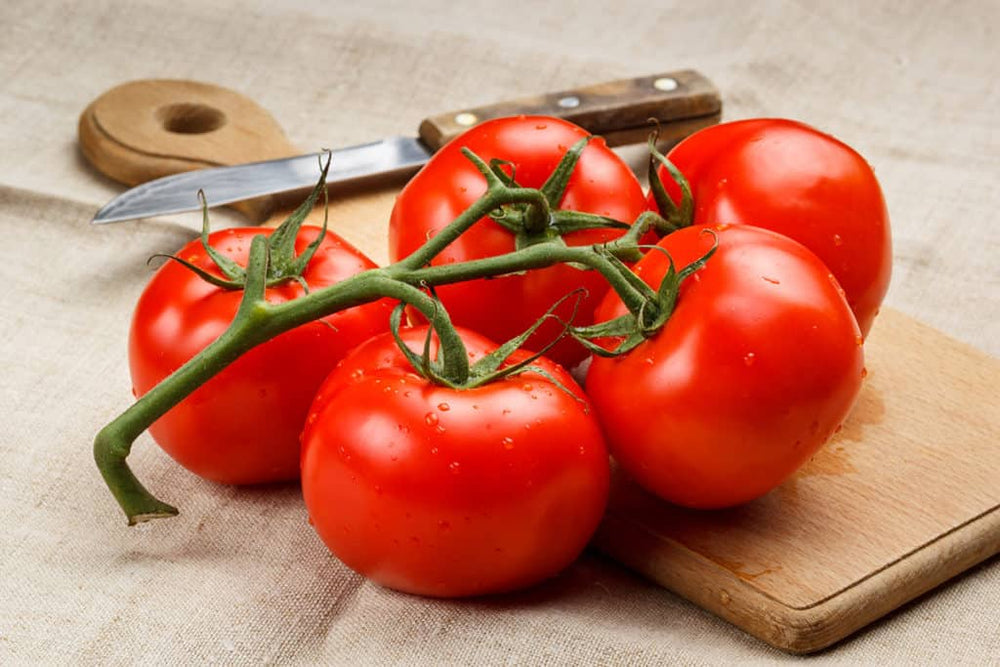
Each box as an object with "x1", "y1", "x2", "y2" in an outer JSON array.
[
  {"x1": 389, "y1": 116, "x2": 649, "y2": 368},
  {"x1": 300, "y1": 326, "x2": 610, "y2": 597},
  {"x1": 586, "y1": 225, "x2": 865, "y2": 509},
  {"x1": 650, "y1": 119, "x2": 891, "y2": 336},
  {"x1": 129, "y1": 227, "x2": 392, "y2": 485}
]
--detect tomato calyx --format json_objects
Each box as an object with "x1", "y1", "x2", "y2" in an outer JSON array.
[
  {"x1": 156, "y1": 154, "x2": 334, "y2": 293},
  {"x1": 646, "y1": 130, "x2": 694, "y2": 233},
  {"x1": 572, "y1": 233, "x2": 717, "y2": 357},
  {"x1": 484, "y1": 137, "x2": 631, "y2": 254},
  {"x1": 387, "y1": 291, "x2": 584, "y2": 397}
]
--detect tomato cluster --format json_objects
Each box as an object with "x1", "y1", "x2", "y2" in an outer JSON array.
[{"x1": 128, "y1": 115, "x2": 889, "y2": 597}]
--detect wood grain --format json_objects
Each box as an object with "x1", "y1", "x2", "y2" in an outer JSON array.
[
  {"x1": 77, "y1": 79, "x2": 999, "y2": 655},
  {"x1": 418, "y1": 70, "x2": 721, "y2": 150}
]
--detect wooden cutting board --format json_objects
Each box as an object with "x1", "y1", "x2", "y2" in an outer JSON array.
[
  {"x1": 78, "y1": 80, "x2": 1000, "y2": 655},
  {"x1": 594, "y1": 308, "x2": 999, "y2": 652}
]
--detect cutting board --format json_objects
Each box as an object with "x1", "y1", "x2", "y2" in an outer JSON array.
[{"x1": 78, "y1": 80, "x2": 1000, "y2": 654}]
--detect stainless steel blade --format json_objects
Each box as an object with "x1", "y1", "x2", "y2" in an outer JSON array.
[{"x1": 91, "y1": 135, "x2": 432, "y2": 224}]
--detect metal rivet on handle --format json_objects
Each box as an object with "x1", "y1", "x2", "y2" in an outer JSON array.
[
  {"x1": 454, "y1": 112, "x2": 478, "y2": 126},
  {"x1": 653, "y1": 77, "x2": 678, "y2": 92},
  {"x1": 557, "y1": 95, "x2": 581, "y2": 109}
]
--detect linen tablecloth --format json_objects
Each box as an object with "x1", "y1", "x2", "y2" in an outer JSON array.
[{"x1": 2, "y1": 0, "x2": 997, "y2": 663}]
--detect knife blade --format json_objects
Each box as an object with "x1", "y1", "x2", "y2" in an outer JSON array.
[
  {"x1": 85, "y1": 71, "x2": 720, "y2": 224},
  {"x1": 92, "y1": 138, "x2": 430, "y2": 224}
]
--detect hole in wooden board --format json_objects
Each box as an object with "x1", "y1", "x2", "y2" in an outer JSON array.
[{"x1": 155, "y1": 103, "x2": 226, "y2": 134}]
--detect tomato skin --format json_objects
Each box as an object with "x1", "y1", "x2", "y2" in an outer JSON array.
[
  {"x1": 300, "y1": 327, "x2": 610, "y2": 597},
  {"x1": 586, "y1": 225, "x2": 864, "y2": 509},
  {"x1": 389, "y1": 116, "x2": 649, "y2": 368},
  {"x1": 650, "y1": 119, "x2": 891, "y2": 336},
  {"x1": 128, "y1": 227, "x2": 392, "y2": 485}
]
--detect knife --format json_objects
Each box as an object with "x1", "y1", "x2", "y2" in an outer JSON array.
[{"x1": 82, "y1": 71, "x2": 721, "y2": 224}]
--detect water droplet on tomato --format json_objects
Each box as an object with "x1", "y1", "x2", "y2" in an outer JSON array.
[
  {"x1": 374, "y1": 484, "x2": 383, "y2": 495},
  {"x1": 833, "y1": 234, "x2": 844, "y2": 246},
  {"x1": 521, "y1": 383, "x2": 533, "y2": 392},
  {"x1": 743, "y1": 352, "x2": 756, "y2": 366},
  {"x1": 643, "y1": 357, "x2": 654, "y2": 366},
  {"x1": 449, "y1": 461, "x2": 461, "y2": 474},
  {"x1": 502, "y1": 408, "x2": 511, "y2": 415},
  {"x1": 425, "y1": 412, "x2": 439, "y2": 427},
  {"x1": 502, "y1": 437, "x2": 515, "y2": 450},
  {"x1": 861, "y1": 367, "x2": 869, "y2": 379},
  {"x1": 131, "y1": 386, "x2": 138, "y2": 398},
  {"x1": 855, "y1": 335, "x2": 864, "y2": 346},
  {"x1": 535, "y1": 123, "x2": 547, "y2": 130},
  {"x1": 430, "y1": 446, "x2": 439, "y2": 455},
  {"x1": 762, "y1": 276, "x2": 780, "y2": 285},
  {"x1": 437, "y1": 402, "x2": 450, "y2": 412}
]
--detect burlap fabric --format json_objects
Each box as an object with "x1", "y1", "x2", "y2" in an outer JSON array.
[{"x1": 2, "y1": 0, "x2": 997, "y2": 663}]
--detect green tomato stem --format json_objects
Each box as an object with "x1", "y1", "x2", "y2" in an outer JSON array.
[{"x1": 94, "y1": 172, "x2": 651, "y2": 525}]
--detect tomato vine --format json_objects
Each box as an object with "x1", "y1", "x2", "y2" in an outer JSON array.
[{"x1": 95, "y1": 145, "x2": 686, "y2": 525}]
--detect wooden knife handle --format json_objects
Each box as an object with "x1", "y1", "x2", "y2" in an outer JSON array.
[{"x1": 418, "y1": 70, "x2": 721, "y2": 151}]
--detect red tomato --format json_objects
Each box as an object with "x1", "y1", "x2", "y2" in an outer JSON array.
[
  {"x1": 300, "y1": 326, "x2": 610, "y2": 597},
  {"x1": 650, "y1": 119, "x2": 891, "y2": 336},
  {"x1": 129, "y1": 227, "x2": 392, "y2": 485},
  {"x1": 586, "y1": 225, "x2": 865, "y2": 509},
  {"x1": 389, "y1": 116, "x2": 648, "y2": 368}
]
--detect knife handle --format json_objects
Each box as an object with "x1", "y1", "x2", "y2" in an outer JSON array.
[{"x1": 418, "y1": 70, "x2": 721, "y2": 151}]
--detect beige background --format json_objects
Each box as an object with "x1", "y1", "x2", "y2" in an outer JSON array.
[{"x1": 1, "y1": 0, "x2": 998, "y2": 664}]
